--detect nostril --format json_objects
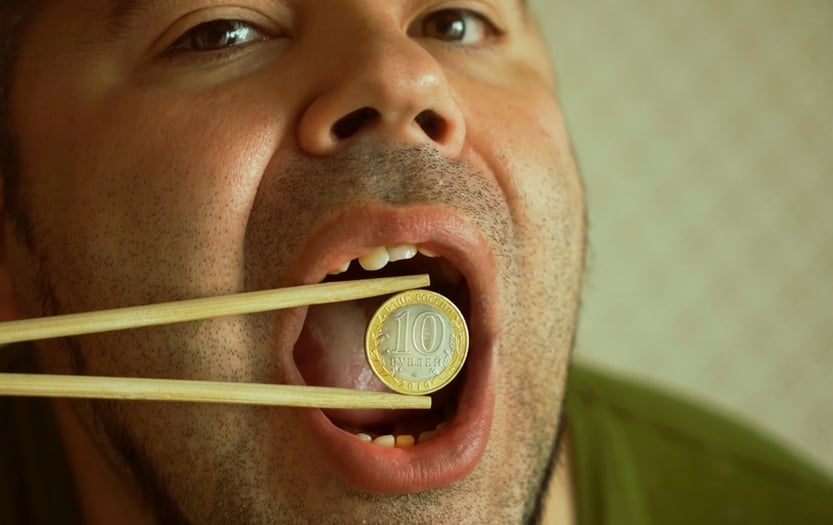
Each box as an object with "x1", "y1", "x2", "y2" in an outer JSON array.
[
  {"x1": 328, "y1": 107, "x2": 452, "y2": 146},
  {"x1": 414, "y1": 110, "x2": 446, "y2": 141},
  {"x1": 332, "y1": 107, "x2": 381, "y2": 139}
]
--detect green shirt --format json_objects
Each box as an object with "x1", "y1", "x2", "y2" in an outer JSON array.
[{"x1": 568, "y1": 362, "x2": 833, "y2": 524}]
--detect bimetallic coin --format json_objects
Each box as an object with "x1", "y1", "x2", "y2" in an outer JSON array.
[{"x1": 365, "y1": 290, "x2": 469, "y2": 395}]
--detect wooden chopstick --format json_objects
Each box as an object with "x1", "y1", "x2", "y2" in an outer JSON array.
[
  {"x1": 0, "y1": 274, "x2": 430, "y2": 345},
  {"x1": 0, "y1": 373, "x2": 432, "y2": 409}
]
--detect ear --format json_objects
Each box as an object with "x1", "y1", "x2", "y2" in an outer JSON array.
[{"x1": 0, "y1": 182, "x2": 22, "y2": 323}]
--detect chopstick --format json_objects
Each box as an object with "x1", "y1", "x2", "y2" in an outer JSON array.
[
  {"x1": 0, "y1": 274, "x2": 430, "y2": 345},
  {"x1": 0, "y1": 374, "x2": 432, "y2": 409},
  {"x1": 0, "y1": 275, "x2": 433, "y2": 408}
]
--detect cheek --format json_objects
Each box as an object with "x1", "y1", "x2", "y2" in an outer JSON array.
[
  {"x1": 462, "y1": 77, "x2": 581, "y2": 237},
  {"x1": 460, "y1": 79, "x2": 585, "y2": 354},
  {"x1": 14, "y1": 86, "x2": 283, "y2": 306}
]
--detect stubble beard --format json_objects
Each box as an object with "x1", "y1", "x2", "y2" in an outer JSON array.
[{"x1": 13, "y1": 144, "x2": 580, "y2": 524}]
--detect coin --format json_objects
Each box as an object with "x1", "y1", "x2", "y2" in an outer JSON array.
[{"x1": 365, "y1": 289, "x2": 469, "y2": 395}]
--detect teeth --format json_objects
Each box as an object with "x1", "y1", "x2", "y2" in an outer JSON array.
[
  {"x1": 418, "y1": 430, "x2": 438, "y2": 444},
  {"x1": 358, "y1": 247, "x2": 390, "y2": 271},
  {"x1": 387, "y1": 244, "x2": 418, "y2": 262},
  {"x1": 372, "y1": 435, "x2": 395, "y2": 448},
  {"x1": 354, "y1": 419, "x2": 451, "y2": 447},
  {"x1": 329, "y1": 244, "x2": 462, "y2": 278},
  {"x1": 329, "y1": 244, "x2": 424, "y2": 275}
]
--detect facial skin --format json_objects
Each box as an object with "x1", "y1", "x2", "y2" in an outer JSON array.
[{"x1": 1, "y1": 1, "x2": 585, "y2": 523}]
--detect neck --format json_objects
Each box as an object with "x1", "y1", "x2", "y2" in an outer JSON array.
[{"x1": 541, "y1": 429, "x2": 576, "y2": 525}]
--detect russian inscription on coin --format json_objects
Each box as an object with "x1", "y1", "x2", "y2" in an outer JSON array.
[{"x1": 365, "y1": 289, "x2": 469, "y2": 395}]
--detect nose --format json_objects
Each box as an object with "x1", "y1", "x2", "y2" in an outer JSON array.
[{"x1": 297, "y1": 28, "x2": 465, "y2": 157}]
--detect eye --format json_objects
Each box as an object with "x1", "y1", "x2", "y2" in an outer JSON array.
[
  {"x1": 167, "y1": 19, "x2": 269, "y2": 54},
  {"x1": 410, "y1": 9, "x2": 500, "y2": 45}
]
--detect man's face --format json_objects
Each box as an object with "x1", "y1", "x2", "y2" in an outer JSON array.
[{"x1": 4, "y1": 0, "x2": 584, "y2": 523}]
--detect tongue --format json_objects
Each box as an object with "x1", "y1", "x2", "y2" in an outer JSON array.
[
  {"x1": 294, "y1": 298, "x2": 390, "y2": 393},
  {"x1": 295, "y1": 299, "x2": 403, "y2": 427}
]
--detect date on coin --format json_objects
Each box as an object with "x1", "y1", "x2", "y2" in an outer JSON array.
[{"x1": 365, "y1": 290, "x2": 469, "y2": 395}]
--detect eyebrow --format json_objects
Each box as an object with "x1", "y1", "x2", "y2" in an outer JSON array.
[
  {"x1": 110, "y1": 0, "x2": 155, "y2": 18},
  {"x1": 105, "y1": 0, "x2": 161, "y2": 31}
]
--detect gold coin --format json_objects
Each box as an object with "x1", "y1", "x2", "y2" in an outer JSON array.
[{"x1": 365, "y1": 290, "x2": 469, "y2": 395}]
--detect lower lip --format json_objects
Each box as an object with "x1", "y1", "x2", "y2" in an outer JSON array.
[{"x1": 298, "y1": 349, "x2": 494, "y2": 493}]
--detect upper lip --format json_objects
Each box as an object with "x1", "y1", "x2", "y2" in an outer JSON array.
[{"x1": 271, "y1": 202, "x2": 498, "y2": 493}]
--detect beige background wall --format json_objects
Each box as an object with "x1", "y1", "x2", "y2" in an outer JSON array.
[{"x1": 531, "y1": 0, "x2": 833, "y2": 474}]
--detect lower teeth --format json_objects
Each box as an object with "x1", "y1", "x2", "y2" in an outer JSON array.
[
  {"x1": 348, "y1": 370, "x2": 460, "y2": 448},
  {"x1": 355, "y1": 419, "x2": 449, "y2": 447},
  {"x1": 372, "y1": 435, "x2": 396, "y2": 448}
]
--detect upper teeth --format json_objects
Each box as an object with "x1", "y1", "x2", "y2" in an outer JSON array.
[
  {"x1": 388, "y1": 245, "x2": 418, "y2": 262},
  {"x1": 358, "y1": 246, "x2": 390, "y2": 271},
  {"x1": 328, "y1": 244, "x2": 438, "y2": 275}
]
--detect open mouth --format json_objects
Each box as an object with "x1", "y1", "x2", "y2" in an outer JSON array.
[
  {"x1": 294, "y1": 244, "x2": 471, "y2": 447},
  {"x1": 279, "y1": 208, "x2": 497, "y2": 493}
]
